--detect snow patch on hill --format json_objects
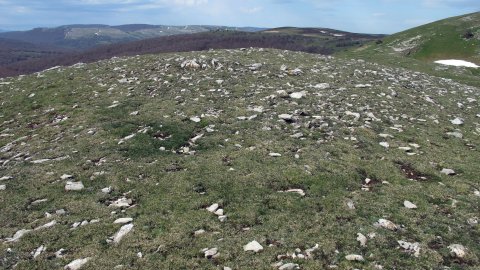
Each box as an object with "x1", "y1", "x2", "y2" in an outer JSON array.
[{"x1": 434, "y1": 59, "x2": 479, "y2": 68}]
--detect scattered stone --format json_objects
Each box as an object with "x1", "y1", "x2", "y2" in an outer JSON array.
[
  {"x1": 5, "y1": 229, "x2": 31, "y2": 242},
  {"x1": 194, "y1": 229, "x2": 206, "y2": 236},
  {"x1": 279, "y1": 263, "x2": 300, "y2": 270},
  {"x1": 279, "y1": 189, "x2": 306, "y2": 196},
  {"x1": 441, "y1": 168, "x2": 456, "y2": 175},
  {"x1": 181, "y1": 59, "x2": 200, "y2": 69},
  {"x1": 109, "y1": 223, "x2": 134, "y2": 244},
  {"x1": 278, "y1": 114, "x2": 293, "y2": 121},
  {"x1": 113, "y1": 218, "x2": 133, "y2": 224},
  {"x1": 288, "y1": 68, "x2": 303, "y2": 76},
  {"x1": 403, "y1": 200, "x2": 417, "y2": 209},
  {"x1": 0, "y1": 184, "x2": 5, "y2": 190},
  {"x1": 31, "y1": 159, "x2": 52, "y2": 164},
  {"x1": 64, "y1": 257, "x2": 92, "y2": 270},
  {"x1": 61, "y1": 174, "x2": 74, "y2": 180},
  {"x1": 218, "y1": 215, "x2": 227, "y2": 222},
  {"x1": 249, "y1": 63, "x2": 263, "y2": 71},
  {"x1": 289, "y1": 92, "x2": 305, "y2": 99},
  {"x1": 0, "y1": 176, "x2": 13, "y2": 181},
  {"x1": 448, "y1": 244, "x2": 467, "y2": 258},
  {"x1": 314, "y1": 83, "x2": 330, "y2": 89},
  {"x1": 467, "y1": 217, "x2": 478, "y2": 226},
  {"x1": 355, "y1": 84, "x2": 371, "y2": 88},
  {"x1": 375, "y1": 219, "x2": 398, "y2": 231},
  {"x1": 346, "y1": 199, "x2": 356, "y2": 210},
  {"x1": 398, "y1": 240, "x2": 421, "y2": 257},
  {"x1": 206, "y1": 203, "x2": 219, "y2": 213},
  {"x1": 345, "y1": 254, "x2": 364, "y2": 261},
  {"x1": 203, "y1": 247, "x2": 218, "y2": 259},
  {"x1": 190, "y1": 116, "x2": 201, "y2": 123},
  {"x1": 446, "y1": 132, "x2": 463, "y2": 139},
  {"x1": 32, "y1": 245, "x2": 46, "y2": 259},
  {"x1": 101, "y1": 186, "x2": 112, "y2": 194},
  {"x1": 31, "y1": 198, "x2": 48, "y2": 205},
  {"x1": 269, "y1": 153, "x2": 282, "y2": 157},
  {"x1": 345, "y1": 111, "x2": 360, "y2": 121},
  {"x1": 450, "y1": 118, "x2": 464, "y2": 125},
  {"x1": 357, "y1": 233, "x2": 367, "y2": 247},
  {"x1": 65, "y1": 181, "x2": 84, "y2": 191},
  {"x1": 244, "y1": 240, "x2": 263, "y2": 252},
  {"x1": 214, "y1": 209, "x2": 224, "y2": 216},
  {"x1": 379, "y1": 142, "x2": 390, "y2": 148},
  {"x1": 35, "y1": 220, "x2": 57, "y2": 230},
  {"x1": 55, "y1": 248, "x2": 66, "y2": 258},
  {"x1": 109, "y1": 197, "x2": 133, "y2": 208}
]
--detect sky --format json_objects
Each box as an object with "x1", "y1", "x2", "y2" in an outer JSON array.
[{"x1": 0, "y1": 0, "x2": 478, "y2": 34}]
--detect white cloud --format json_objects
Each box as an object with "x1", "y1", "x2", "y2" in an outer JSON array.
[
  {"x1": 422, "y1": 0, "x2": 480, "y2": 7},
  {"x1": 75, "y1": 0, "x2": 208, "y2": 7},
  {"x1": 172, "y1": 0, "x2": 208, "y2": 6},
  {"x1": 241, "y1": 6, "x2": 263, "y2": 14}
]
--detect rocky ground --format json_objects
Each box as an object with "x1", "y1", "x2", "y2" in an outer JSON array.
[{"x1": 0, "y1": 48, "x2": 479, "y2": 269}]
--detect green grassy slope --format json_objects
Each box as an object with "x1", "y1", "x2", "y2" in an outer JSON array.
[
  {"x1": 0, "y1": 49, "x2": 479, "y2": 269},
  {"x1": 375, "y1": 12, "x2": 479, "y2": 63},
  {"x1": 339, "y1": 12, "x2": 480, "y2": 87}
]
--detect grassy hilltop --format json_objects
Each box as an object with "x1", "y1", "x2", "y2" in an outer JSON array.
[
  {"x1": 340, "y1": 12, "x2": 480, "y2": 87},
  {"x1": 0, "y1": 48, "x2": 479, "y2": 269}
]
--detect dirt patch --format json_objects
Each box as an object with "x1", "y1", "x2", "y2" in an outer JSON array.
[{"x1": 396, "y1": 162, "x2": 430, "y2": 181}]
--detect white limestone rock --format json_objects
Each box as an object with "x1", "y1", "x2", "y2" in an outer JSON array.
[
  {"x1": 60, "y1": 174, "x2": 74, "y2": 180},
  {"x1": 403, "y1": 200, "x2": 417, "y2": 209},
  {"x1": 379, "y1": 142, "x2": 390, "y2": 148},
  {"x1": 448, "y1": 244, "x2": 467, "y2": 258},
  {"x1": 113, "y1": 218, "x2": 133, "y2": 224},
  {"x1": 203, "y1": 247, "x2": 218, "y2": 258},
  {"x1": 5, "y1": 229, "x2": 31, "y2": 242},
  {"x1": 398, "y1": 240, "x2": 421, "y2": 257},
  {"x1": 357, "y1": 233, "x2": 367, "y2": 247},
  {"x1": 206, "y1": 203, "x2": 219, "y2": 213},
  {"x1": 289, "y1": 92, "x2": 305, "y2": 99},
  {"x1": 32, "y1": 245, "x2": 46, "y2": 259},
  {"x1": 110, "y1": 223, "x2": 134, "y2": 244},
  {"x1": 279, "y1": 263, "x2": 300, "y2": 270},
  {"x1": 109, "y1": 197, "x2": 133, "y2": 208},
  {"x1": 64, "y1": 257, "x2": 92, "y2": 270},
  {"x1": 345, "y1": 254, "x2": 364, "y2": 261},
  {"x1": 375, "y1": 218, "x2": 398, "y2": 231},
  {"x1": 65, "y1": 181, "x2": 84, "y2": 191},
  {"x1": 244, "y1": 240, "x2": 263, "y2": 252},
  {"x1": 441, "y1": 168, "x2": 456, "y2": 175},
  {"x1": 450, "y1": 118, "x2": 464, "y2": 125}
]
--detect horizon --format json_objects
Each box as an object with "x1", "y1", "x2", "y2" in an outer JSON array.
[{"x1": 0, "y1": 1, "x2": 479, "y2": 34}]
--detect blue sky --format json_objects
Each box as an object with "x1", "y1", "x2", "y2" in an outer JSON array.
[{"x1": 0, "y1": 0, "x2": 478, "y2": 33}]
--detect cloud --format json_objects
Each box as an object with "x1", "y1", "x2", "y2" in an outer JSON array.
[
  {"x1": 422, "y1": 0, "x2": 480, "y2": 8},
  {"x1": 74, "y1": 0, "x2": 208, "y2": 7},
  {"x1": 241, "y1": 6, "x2": 263, "y2": 14}
]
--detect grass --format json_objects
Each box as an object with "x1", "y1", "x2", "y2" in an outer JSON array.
[
  {"x1": 338, "y1": 12, "x2": 480, "y2": 87},
  {"x1": 0, "y1": 48, "x2": 479, "y2": 269}
]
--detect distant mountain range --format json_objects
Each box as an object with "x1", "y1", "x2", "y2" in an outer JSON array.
[
  {"x1": 0, "y1": 24, "x2": 266, "y2": 50},
  {"x1": 0, "y1": 27, "x2": 384, "y2": 78},
  {"x1": 0, "y1": 38, "x2": 66, "y2": 66}
]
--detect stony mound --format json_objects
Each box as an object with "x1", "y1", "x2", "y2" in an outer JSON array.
[{"x1": 0, "y1": 48, "x2": 479, "y2": 269}]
